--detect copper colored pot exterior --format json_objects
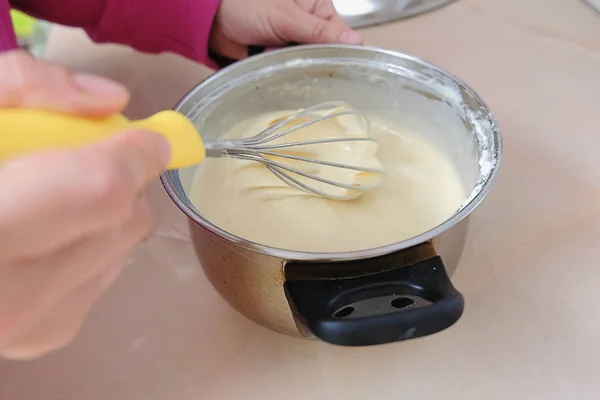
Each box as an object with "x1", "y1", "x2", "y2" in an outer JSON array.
[
  {"x1": 188, "y1": 216, "x2": 470, "y2": 338},
  {"x1": 188, "y1": 218, "x2": 292, "y2": 336}
]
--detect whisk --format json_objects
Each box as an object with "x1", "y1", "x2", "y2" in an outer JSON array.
[{"x1": 1, "y1": 101, "x2": 384, "y2": 200}]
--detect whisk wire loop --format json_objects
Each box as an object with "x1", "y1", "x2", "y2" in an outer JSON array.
[{"x1": 203, "y1": 101, "x2": 384, "y2": 199}]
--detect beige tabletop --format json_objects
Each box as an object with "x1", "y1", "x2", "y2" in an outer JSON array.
[{"x1": 1, "y1": 0, "x2": 600, "y2": 399}]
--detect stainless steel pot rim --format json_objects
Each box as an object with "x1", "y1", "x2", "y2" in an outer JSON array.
[{"x1": 160, "y1": 44, "x2": 503, "y2": 262}]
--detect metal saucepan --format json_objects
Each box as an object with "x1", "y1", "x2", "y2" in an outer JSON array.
[{"x1": 161, "y1": 45, "x2": 502, "y2": 347}]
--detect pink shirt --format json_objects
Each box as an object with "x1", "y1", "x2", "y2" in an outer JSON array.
[{"x1": 0, "y1": 0, "x2": 221, "y2": 66}]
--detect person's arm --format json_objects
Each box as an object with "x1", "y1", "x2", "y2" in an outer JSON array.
[
  {"x1": 1, "y1": 0, "x2": 18, "y2": 51},
  {"x1": 10, "y1": 0, "x2": 220, "y2": 67}
]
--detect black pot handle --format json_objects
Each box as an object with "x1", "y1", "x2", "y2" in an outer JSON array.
[
  {"x1": 210, "y1": 43, "x2": 299, "y2": 69},
  {"x1": 284, "y1": 253, "x2": 464, "y2": 346}
]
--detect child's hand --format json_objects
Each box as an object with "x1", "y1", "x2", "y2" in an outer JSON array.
[
  {"x1": 0, "y1": 51, "x2": 170, "y2": 360},
  {"x1": 209, "y1": 0, "x2": 363, "y2": 60}
]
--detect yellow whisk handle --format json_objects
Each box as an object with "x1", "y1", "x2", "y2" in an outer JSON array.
[{"x1": 0, "y1": 109, "x2": 206, "y2": 170}]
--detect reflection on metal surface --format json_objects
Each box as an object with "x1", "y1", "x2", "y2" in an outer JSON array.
[
  {"x1": 332, "y1": 0, "x2": 458, "y2": 28},
  {"x1": 585, "y1": 0, "x2": 600, "y2": 13}
]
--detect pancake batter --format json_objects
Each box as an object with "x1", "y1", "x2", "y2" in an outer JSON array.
[
  {"x1": 238, "y1": 105, "x2": 385, "y2": 201},
  {"x1": 189, "y1": 110, "x2": 467, "y2": 253}
]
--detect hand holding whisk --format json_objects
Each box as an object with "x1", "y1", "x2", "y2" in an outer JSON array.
[{"x1": 0, "y1": 101, "x2": 384, "y2": 200}]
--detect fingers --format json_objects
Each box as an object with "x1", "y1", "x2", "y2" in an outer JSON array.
[
  {"x1": 0, "y1": 50, "x2": 129, "y2": 116},
  {"x1": 304, "y1": 0, "x2": 355, "y2": 33},
  {"x1": 295, "y1": 0, "x2": 339, "y2": 20},
  {"x1": 0, "y1": 130, "x2": 170, "y2": 258},
  {"x1": 0, "y1": 194, "x2": 151, "y2": 355},
  {"x1": 41, "y1": 191, "x2": 152, "y2": 296},
  {"x1": 277, "y1": 1, "x2": 363, "y2": 45},
  {"x1": 80, "y1": 129, "x2": 172, "y2": 194},
  {"x1": 209, "y1": 28, "x2": 249, "y2": 60},
  {"x1": 0, "y1": 263, "x2": 125, "y2": 360},
  {"x1": 0, "y1": 50, "x2": 156, "y2": 361},
  {"x1": 52, "y1": 191, "x2": 152, "y2": 294}
]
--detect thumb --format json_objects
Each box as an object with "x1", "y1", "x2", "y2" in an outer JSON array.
[
  {"x1": 0, "y1": 51, "x2": 129, "y2": 117},
  {"x1": 80, "y1": 129, "x2": 172, "y2": 191},
  {"x1": 275, "y1": 6, "x2": 363, "y2": 45}
]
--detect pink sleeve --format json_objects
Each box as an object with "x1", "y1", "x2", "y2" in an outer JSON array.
[
  {"x1": 1, "y1": 0, "x2": 18, "y2": 51},
  {"x1": 10, "y1": 0, "x2": 220, "y2": 68}
]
